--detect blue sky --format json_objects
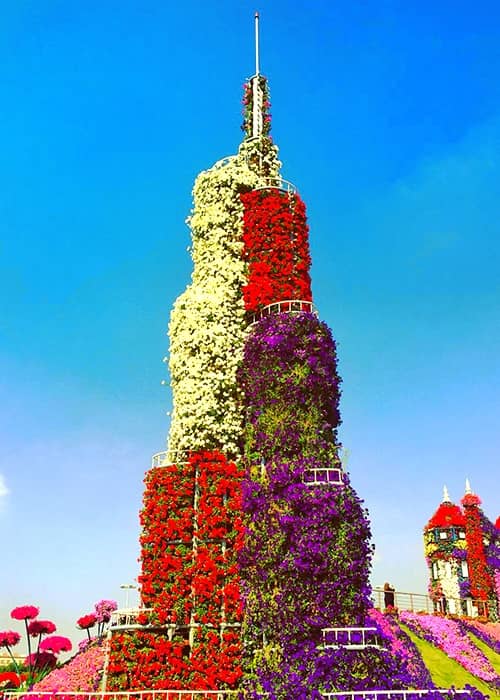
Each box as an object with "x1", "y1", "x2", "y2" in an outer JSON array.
[{"x1": 1, "y1": 0, "x2": 499, "y2": 648}]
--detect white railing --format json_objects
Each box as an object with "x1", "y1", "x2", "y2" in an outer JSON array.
[
  {"x1": 151, "y1": 451, "x2": 190, "y2": 469},
  {"x1": 109, "y1": 608, "x2": 155, "y2": 630},
  {"x1": 371, "y1": 587, "x2": 498, "y2": 619},
  {"x1": 321, "y1": 691, "x2": 473, "y2": 700},
  {"x1": 320, "y1": 626, "x2": 381, "y2": 649},
  {"x1": 303, "y1": 467, "x2": 344, "y2": 486},
  {"x1": 249, "y1": 300, "x2": 317, "y2": 325},
  {"x1": 253, "y1": 177, "x2": 297, "y2": 194},
  {"x1": 2, "y1": 693, "x2": 240, "y2": 700},
  {"x1": 2, "y1": 690, "x2": 473, "y2": 700}
]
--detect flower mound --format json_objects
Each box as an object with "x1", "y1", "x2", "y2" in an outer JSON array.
[
  {"x1": 32, "y1": 640, "x2": 106, "y2": 692},
  {"x1": 400, "y1": 611, "x2": 500, "y2": 687}
]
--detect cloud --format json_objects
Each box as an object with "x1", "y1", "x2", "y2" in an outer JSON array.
[{"x1": 0, "y1": 474, "x2": 9, "y2": 505}]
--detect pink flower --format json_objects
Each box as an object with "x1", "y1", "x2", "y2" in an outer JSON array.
[
  {"x1": 27, "y1": 619, "x2": 56, "y2": 637},
  {"x1": 39, "y1": 635, "x2": 72, "y2": 655},
  {"x1": 10, "y1": 605, "x2": 39, "y2": 621},
  {"x1": 25, "y1": 651, "x2": 57, "y2": 669},
  {"x1": 94, "y1": 599, "x2": 117, "y2": 623},
  {"x1": 76, "y1": 613, "x2": 97, "y2": 629},
  {"x1": 0, "y1": 631, "x2": 21, "y2": 648}
]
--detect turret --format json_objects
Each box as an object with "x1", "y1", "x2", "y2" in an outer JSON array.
[{"x1": 424, "y1": 486, "x2": 467, "y2": 614}]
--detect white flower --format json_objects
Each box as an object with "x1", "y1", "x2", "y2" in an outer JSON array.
[{"x1": 166, "y1": 139, "x2": 281, "y2": 457}]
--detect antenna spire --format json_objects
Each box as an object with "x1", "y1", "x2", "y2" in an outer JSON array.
[{"x1": 255, "y1": 11, "x2": 260, "y2": 76}]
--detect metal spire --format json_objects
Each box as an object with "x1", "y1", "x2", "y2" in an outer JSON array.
[
  {"x1": 465, "y1": 477, "x2": 472, "y2": 495},
  {"x1": 255, "y1": 11, "x2": 260, "y2": 76},
  {"x1": 443, "y1": 485, "x2": 451, "y2": 502}
]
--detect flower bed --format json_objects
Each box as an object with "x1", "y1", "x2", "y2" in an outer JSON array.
[
  {"x1": 31, "y1": 641, "x2": 105, "y2": 692},
  {"x1": 400, "y1": 612, "x2": 500, "y2": 687}
]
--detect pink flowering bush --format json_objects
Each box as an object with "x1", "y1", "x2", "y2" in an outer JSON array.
[
  {"x1": 32, "y1": 640, "x2": 106, "y2": 692},
  {"x1": 368, "y1": 609, "x2": 434, "y2": 688},
  {"x1": 401, "y1": 611, "x2": 500, "y2": 687},
  {"x1": 462, "y1": 619, "x2": 500, "y2": 653}
]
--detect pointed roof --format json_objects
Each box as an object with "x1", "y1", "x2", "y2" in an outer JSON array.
[
  {"x1": 425, "y1": 486, "x2": 465, "y2": 530},
  {"x1": 461, "y1": 478, "x2": 482, "y2": 507}
]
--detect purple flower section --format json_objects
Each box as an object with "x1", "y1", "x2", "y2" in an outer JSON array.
[
  {"x1": 238, "y1": 312, "x2": 341, "y2": 462},
  {"x1": 238, "y1": 313, "x2": 421, "y2": 695}
]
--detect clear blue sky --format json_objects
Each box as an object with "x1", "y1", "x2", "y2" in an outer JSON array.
[{"x1": 1, "y1": 0, "x2": 499, "y2": 649}]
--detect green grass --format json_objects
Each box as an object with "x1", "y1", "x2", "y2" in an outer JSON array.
[
  {"x1": 401, "y1": 624, "x2": 500, "y2": 700},
  {"x1": 467, "y1": 632, "x2": 500, "y2": 677}
]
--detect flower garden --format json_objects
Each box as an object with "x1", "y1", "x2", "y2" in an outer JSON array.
[{"x1": 1, "y1": 69, "x2": 499, "y2": 700}]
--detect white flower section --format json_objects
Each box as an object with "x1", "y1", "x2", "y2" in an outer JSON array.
[
  {"x1": 167, "y1": 139, "x2": 280, "y2": 457},
  {"x1": 436, "y1": 559, "x2": 461, "y2": 602}
]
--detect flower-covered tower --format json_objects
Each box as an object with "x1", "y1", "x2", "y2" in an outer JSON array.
[
  {"x1": 106, "y1": 15, "x2": 425, "y2": 695},
  {"x1": 461, "y1": 481, "x2": 499, "y2": 618},
  {"x1": 424, "y1": 486, "x2": 468, "y2": 614},
  {"x1": 424, "y1": 482, "x2": 500, "y2": 619}
]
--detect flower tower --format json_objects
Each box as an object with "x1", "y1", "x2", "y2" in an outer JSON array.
[
  {"x1": 461, "y1": 480, "x2": 498, "y2": 618},
  {"x1": 424, "y1": 486, "x2": 468, "y2": 614},
  {"x1": 106, "y1": 15, "x2": 425, "y2": 695},
  {"x1": 424, "y1": 482, "x2": 500, "y2": 620}
]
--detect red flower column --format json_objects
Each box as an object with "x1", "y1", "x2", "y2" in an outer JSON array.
[
  {"x1": 241, "y1": 189, "x2": 312, "y2": 313},
  {"x1": 462, "y1": 491, "x2": 494, "y2": 615}
]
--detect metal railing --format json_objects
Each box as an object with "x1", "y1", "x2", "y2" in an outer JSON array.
[
  {"x1": 321, "y1": 691, "x2": 473, "y2": 700},
  {"x1": 151, "y1": 451, "x2": 190, "y2": 469},
  {"x1": 1, "y1": 690, "x2": 475, "y2": 700},
  {"x1": 320, "y1": 626, "x2": 381, "y2": 649},
  {"x1": 253, "y1": 177, "x2": 297, "y2": 194},
  {"x1": 2, "y1": 693, "x2": 240, "y2": 700},
  {"x1": 303, "y1": 467, "x2": 344, "y2": 486},
  {"x1": 249, "y1": 300, "x2": 317, "y2": 325},
  {"x1": 371, "y1": 587, "x2": 498, "y2": 619}
]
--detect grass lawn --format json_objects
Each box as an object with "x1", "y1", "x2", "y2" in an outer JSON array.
[
  {"x1": 401, "y1": 624, "x2": 500, "y2": 700},
  {"x1": 467, "y1": 631, "x2": 500, "y2": 677}
]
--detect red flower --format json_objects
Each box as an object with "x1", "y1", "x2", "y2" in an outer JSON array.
[
  {"x1": 10, "y1": 605, "x2": 39, "y2": 621},
  {"x1": 76, "y1": 613, "x2": 97, "y2": 629},
  {"x1": 27, "y1": 619, "x2": 56, "y2": 637},
  {"x1": 0, "y1": 671, "x2": 21, "y2": 688},
  {"x1": 0, "y1": 631, "x2": 21, "y2": 648}
]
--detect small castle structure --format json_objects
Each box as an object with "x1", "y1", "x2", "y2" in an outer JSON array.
[{"x1": 424, "y1": 480, "x2": 500, "y2": 619}]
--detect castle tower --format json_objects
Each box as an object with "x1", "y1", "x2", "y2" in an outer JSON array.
[
  {"x1": 424, "y1": 482, "x2": 500, "y2": 620},
  {"x1": 424, "y1": 486, "x2": 468, "y2": 615}
]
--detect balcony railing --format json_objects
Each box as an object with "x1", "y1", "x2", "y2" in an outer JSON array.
[
  {"x1": 371, "y1": 587, "x2": 498, "y2": 620},
  {"x1": 303, "y1": 467, "x2": 344, "y2": 486},
  {"x1": 253, "y1": 177, "x2": 297, "y2": 194},
  {"x1": 2, "y1": 693, "x2": 240, "y2": 700},
  {"x1": 320, "y1": 691, "x2": 474, "y2": 700},
  {"x1": 319, "y1": 626, "x2": 381, "y2": 649},
  {"x1": 151, "y1": 451, "x2": 190, "y2": 469},
  {"x1": 249, "y1": 300, "x2": 317, "y2": 325}
]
